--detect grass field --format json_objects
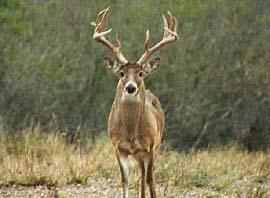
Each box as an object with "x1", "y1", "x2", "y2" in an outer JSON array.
[{"x1": 0, "y1": 127, "x2": 269, "y2": 197}]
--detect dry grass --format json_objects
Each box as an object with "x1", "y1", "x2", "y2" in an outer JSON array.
[{"x1": 0, "y1": 127, "x2": 269, "y2": 197}]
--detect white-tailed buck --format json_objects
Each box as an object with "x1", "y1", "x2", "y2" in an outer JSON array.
[{"x1": 92, "y1": 7, "x2": 178, "y2": 198}]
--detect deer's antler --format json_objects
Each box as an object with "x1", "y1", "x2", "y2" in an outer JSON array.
[
  {"x1": 137, "y1": 11, "x2": 179, "y2": 65},
  {"x1": 92, "y1": 7, "x2": 128, "y2": 65}
]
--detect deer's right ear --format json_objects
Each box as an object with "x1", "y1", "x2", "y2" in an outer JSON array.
[
  {"x1": 104, "y1": 56, "x2": 116, "y2": 70},
  {"x1": 103, "y1": 56, "x2": 120, "y2": 75}
]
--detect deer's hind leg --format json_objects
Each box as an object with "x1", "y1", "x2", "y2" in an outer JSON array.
[
  {"x1": 146, "y1": 148, "x2": 156, "y2": 198},
  {"x1": 136, "y1": 157, "x2": 146, "y2": 198}
]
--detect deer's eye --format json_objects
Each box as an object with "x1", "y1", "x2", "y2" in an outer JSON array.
[
  {"x1": 120, "y1": 71, "x2": 125, "y2": 78},
  {"x1": 138, "y1": 71, "x2": 143, "y2": 78}
]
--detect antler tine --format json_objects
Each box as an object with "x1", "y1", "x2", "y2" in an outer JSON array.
[
  {"x1": 92, "y1": 7, "x2": 128, "y2": 65},
  {"x1": 144, "y1": 30, "x2": 150, "y2": 52},
  {"x1": 137, "y1": 12, "x2": 179, "y2": 65},
  {"x1": 115, "y1": 33, "x2": 121, "y2": 48},
  {"x1": 168, "y1": 11, "x2": 173, "y2": 30},
  {"x1": 162, "y1": 14, "x2": 168, "y2": 30},
  {"x1": 95, "y1": 8, "x2": 107, "y2": 27},
  {"x1": 173, "y1": 16, "x2": 178, "y2": 33},
  {"x1": 99, "y1": 6, "x2": 110, "y2": 31}
]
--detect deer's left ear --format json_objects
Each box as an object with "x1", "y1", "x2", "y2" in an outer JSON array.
[{"x1": 142, "y1": 57, "x2": 160, "y2": 77}]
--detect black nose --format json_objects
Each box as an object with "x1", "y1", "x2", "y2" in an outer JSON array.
[{"x1": 126, "y1": 84, "x2": 136, "y2": 94}]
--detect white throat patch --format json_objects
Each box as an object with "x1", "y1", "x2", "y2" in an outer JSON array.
[{"x1": 121, "y1": 91, "x2": 140, "y2": 102}]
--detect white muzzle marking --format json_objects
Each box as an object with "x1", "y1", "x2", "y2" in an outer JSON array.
[{"x1": 121, "y1": 81, "x2": 140, "y2": 102}]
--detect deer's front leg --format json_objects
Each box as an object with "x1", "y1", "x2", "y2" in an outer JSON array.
[
  {"x1": 137, "y1": 158, "x2": 146, "y2": 198},
  {"x1": 116, "y1": 151, "x2": 129, "y2": 198}
]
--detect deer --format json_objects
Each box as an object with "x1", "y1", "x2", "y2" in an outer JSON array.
[{"x1": 92, "y1": 7, "x2": 178, "y2": 198}]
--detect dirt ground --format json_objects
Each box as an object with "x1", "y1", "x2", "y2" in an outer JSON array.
[
  {"x1": 0, "y1": 184, "x2": 212, "y2": 198},
  {"x1": 0, "y1": 177, "x2": 269, "y2": 198},
  {"x1": 0, "y1": 177, "x2": 181, "y2": 198},
  {"x1": 0, "y1": 177, "x2": 214, "y2": 198}
]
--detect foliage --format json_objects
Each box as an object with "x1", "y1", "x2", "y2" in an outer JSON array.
[{"x1": 1, "y1": 0, "x2": 270, "y2": 150}]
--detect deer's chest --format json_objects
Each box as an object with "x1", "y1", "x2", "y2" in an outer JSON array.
[
  {"x1": 109, "y1": 120, "x2": 156, "y2": 154},
  {"x1": 108, "y1": 102, "x2": 157, "y2": 154}
]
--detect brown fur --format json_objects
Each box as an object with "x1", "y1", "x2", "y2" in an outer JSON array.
[
  {"x1": 107, "y1": 64, "x2": 164, "y2": 198},
  {"x1": 93, "y1": 7, "x2": 178, "y2": 197}
]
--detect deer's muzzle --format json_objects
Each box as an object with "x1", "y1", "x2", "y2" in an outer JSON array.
[{"x1": 125, "y1": 81, "x2": 138, "y2": 95}]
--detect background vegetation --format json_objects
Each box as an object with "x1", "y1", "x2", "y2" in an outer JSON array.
[
  {"x1": 1, "y1": 0, "x2": 270, "y2": 151},
  {"x1": 0, "y1": 1, "x2": 270, "y2": 196},
  {"x1": 0, "y1": 127, "x2": 269, "y2": 197}
]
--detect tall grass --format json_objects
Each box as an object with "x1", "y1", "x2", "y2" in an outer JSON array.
[
  {"x1": 0, "y1": 127, "x2": 269, "y2": 196},
  {"x1": 0, "y1": 126, "x2": 118, "y2": 185}
]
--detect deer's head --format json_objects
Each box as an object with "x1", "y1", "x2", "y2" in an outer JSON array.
[
  {"x1": 92, "y1": 7, "x2": 178, "y2": 98},
  {"x1": 103, "y1": 57, "x2": 160, "y2": 97}
]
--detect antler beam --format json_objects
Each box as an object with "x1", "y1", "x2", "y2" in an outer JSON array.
[
  {"x1": 92, "y1": 7, "x2": 128, "y2": 65},
  {"x1": 137, "y1": 11, "x2": 179, "y2": 65}
]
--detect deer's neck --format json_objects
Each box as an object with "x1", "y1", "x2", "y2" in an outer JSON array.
[{"x1": 115, "y1": 81, "x2": 145, "y2": 136}]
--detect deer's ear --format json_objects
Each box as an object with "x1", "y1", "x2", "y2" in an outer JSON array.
[
  {"x1": 142, "y1": 57, "x2": 160, "y2": 77},
  {"x1": 103, "y1": 56, "x2": 121, "y2": 75},
  {"x1": 104, "y1": 56, "x2": 116, "y2": 70}
]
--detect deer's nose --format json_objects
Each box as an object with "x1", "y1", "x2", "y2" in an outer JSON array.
[{"x1": 126, "y1": 84, "x2": 136, "y2": 94}]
